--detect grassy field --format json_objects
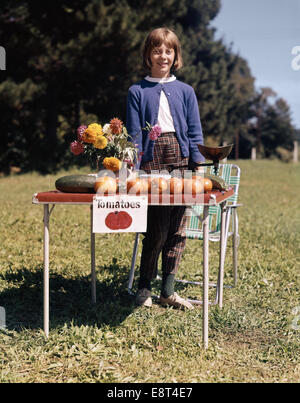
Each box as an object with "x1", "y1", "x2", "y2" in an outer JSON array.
[{"x1": 0, "y1": 159, "x2": 299, "y2": 383}]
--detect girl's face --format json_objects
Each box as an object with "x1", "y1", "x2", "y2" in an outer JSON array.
[{"x1": 150, "y1": 43, "x2": 175, "y2": 78}]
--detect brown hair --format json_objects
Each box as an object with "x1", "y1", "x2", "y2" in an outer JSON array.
[{"x1": 142, "y1": 27, "x2": 183, "y2": 71}]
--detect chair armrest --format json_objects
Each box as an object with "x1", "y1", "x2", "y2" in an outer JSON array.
[
  {"x1": 225, "y1": 204, "x2": 242, "y2": 213},
  {"x1": 227, "y1": 203, "x2": 242, "y2": 209}
]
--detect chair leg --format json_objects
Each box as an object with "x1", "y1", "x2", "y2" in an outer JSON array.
[
  {"x1": 128, "y1": 233, "x2": 140, "y2": 295},
  {"x1": 177, "y1": 207, "x2": 233, "y2": 305},
  {"x1": 216, "y1": 202, "x2": 227, "y2": 308},
  {"x1": 232, "y1": 209, "x2": 239, "y2": 286}
]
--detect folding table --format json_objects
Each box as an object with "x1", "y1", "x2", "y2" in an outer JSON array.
[{"x1": 32, "y1": 188, "x2": 234, "y2": 348}]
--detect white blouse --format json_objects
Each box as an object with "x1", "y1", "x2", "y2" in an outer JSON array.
[{"x1": 145, "y1": 75, "x2": 176, "y2": 133}]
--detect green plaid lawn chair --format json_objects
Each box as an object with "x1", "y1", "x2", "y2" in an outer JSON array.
[
  {"x1": 178, "y1": 164, "x2": 241, "y2": 306},
  {"x1": 128, "y1": 164, "x2": 241, "y2": 306}
]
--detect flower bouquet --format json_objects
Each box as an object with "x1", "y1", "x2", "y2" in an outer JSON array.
[{"x1": 70, "y1": 118, "x2": 139, "y2": 173}]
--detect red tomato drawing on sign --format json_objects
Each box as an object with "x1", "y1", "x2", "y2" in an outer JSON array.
[{"x1": 105, "y1": 211, "x2": 133, "y2": 230}]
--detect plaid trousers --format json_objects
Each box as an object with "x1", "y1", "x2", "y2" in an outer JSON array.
[{"x1": 139, "y1": 132, "x2": 188, "y2": 285}]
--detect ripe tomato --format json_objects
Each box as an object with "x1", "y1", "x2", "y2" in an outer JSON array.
[
  {"x1": 169, "y1": 177, "x2": 184, "y2": 194},
  {"x1": 203, "y1": 178, "x2": 213, "y2": 192},
  {"x1": 94, "y1": 176, "x2": 117, "y2": 194},
  {"x1": 183, "y1": 178, "x2": 204, "y2": 195},
  {"x1": 149, "y1": 177, "x2": 168, "y2": 194},
  {"x1": 126, "y1": 178, "x2": 148, "y2": 195}
]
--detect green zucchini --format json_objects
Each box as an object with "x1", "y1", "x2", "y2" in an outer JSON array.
[{"x1": 55, "y1": 175, "x2": 96, "y2": 193}]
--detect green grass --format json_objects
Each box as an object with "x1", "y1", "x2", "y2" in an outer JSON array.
[{"x1": 0, "y1": 160, "x2": 300, "y2": 383}]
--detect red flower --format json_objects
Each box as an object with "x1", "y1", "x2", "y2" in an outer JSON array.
[
  {"x1": 70, "y1": 140, "x2": 84, "y2": 155},
  {"x1": 110, "y1": 118, "x2": 123, "y2": 134},
  {"x1": 77, "y1": 125, "x2": 87, "y2": 141}
]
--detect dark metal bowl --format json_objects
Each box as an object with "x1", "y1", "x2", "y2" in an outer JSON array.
[{"x1": 197, "y1": 144, "x2": 234, "y2": 162}]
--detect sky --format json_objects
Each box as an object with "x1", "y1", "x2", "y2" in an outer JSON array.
[{"x1": 210, "y1": 0, "x2": 300, "y2": 128}]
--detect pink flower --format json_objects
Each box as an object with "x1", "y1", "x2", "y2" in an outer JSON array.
[
  {"x1": 77, "y1": 125, "x2": 87, "y2": 141},
  {"x1": 149, "y1": 124, "x2": 162, "y2": 141},
  {"x1": 70, "y1": 140, "x2": 84, "y2": 155}
]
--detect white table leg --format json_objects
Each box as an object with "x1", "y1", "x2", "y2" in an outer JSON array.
[
  {"x1": 90, "y1": 205, "x2": 96, "y2": 303},
  {"x1": 43, "y1": 204, "x2": 50, "y2": 338},
  {"x1": 203, "y1": 205, "x2": 209, "y2": 349},
  {"x1": 128, "y1": 233, "x2": 140, "y2": 294},
  {"x1": 218, "y1": 202, "x2": 227, "y2": 308}
]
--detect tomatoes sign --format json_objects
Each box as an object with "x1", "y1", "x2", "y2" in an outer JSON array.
[{"x1": 92, "y1": 195, "x2": 148, "y2": 233}]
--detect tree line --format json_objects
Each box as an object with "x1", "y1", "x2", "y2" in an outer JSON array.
[{"x1": 0, "y1": 0, "x2": 298, "y2": 174}]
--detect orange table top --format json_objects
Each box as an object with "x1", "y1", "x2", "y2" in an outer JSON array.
[{"x1": 32, "y1": 188, "x2": 234, "y2": 206}]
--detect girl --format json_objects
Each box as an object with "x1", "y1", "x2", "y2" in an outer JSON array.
[{"x1": 126, "y1": 27, "x2": 204, "y2": 309}]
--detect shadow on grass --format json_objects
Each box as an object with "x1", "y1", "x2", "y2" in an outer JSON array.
[{"x1": 0, "y1": 263, "x2": 138, "y2": 332}]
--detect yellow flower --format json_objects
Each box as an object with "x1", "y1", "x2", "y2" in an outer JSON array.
[
  {"x1": 87, "y1": 123, "x2": 103, "y2": 136},
  {"x1": 103, "y1": 157, "x2": 122, "y2": 172},
  {"x1": 81, "y1": 123, "x2": 103, "y2": 143},
  {"x1": 81, "y1": 127, "x2": 97, "y2": 144},
  {"x1": 94, "y1": 136, "x2": 108, "y2": 149}
]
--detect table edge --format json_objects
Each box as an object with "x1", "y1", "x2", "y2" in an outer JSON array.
[{"x1": 32, "y1": 188, "x2": 234, "y2": 206}]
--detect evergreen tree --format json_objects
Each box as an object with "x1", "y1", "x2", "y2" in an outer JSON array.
[
  {"x1": 260, "y1": 97, "x2": 296, "y2": 158},
  {"x1": 244, "y1": 88, "x2": 296, "y2": 159},
  {"x1": 0, "y1": 0, "x2": 297, "y2": 172}
]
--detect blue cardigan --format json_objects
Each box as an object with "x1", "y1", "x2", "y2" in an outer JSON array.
[{"x1": 126, "y1": 78, "x2": 204, "y2": 168}]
